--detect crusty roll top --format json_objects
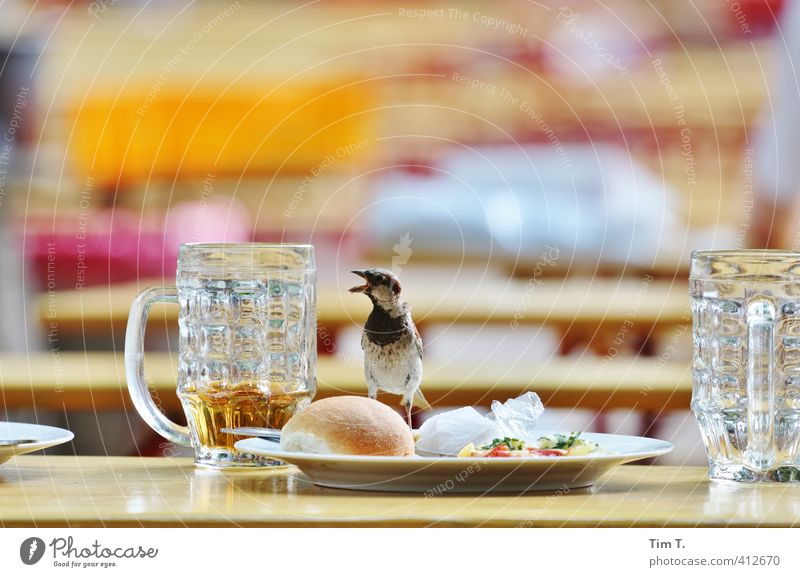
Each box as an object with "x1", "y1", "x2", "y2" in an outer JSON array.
[{"x1": 280, "y1": 396, "x2": 415, "y2": 456}]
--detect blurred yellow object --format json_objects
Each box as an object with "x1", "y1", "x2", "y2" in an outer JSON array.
[
  {"x1": 457, "y1": 443, "x2": 475, "y2": 458},
  {"x1": 70, "y1": 80, "x2": 374, "y2": 182}
]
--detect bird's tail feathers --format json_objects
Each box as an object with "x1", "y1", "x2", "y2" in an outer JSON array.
[{"x1": 405, "y1": 388, "x2": 431, "y2": 411}]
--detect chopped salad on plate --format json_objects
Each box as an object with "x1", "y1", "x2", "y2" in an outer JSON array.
[{"x1": 458, "y1": 432, "x2": 599, "y2": 458}]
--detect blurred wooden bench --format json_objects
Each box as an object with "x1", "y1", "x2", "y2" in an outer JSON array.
[
  {"x1": 0, "y1": 351, "x2": 690, "y2": 413},
  {"x1": 37, "y1": 273, "x2": 690, "y2": 355}
]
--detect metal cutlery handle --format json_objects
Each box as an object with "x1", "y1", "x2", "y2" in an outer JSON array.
[
  {"x1": 221, "y1": 427, "x2": 281, "y2": 441},
  {"x1": 0, "y1": 438, "x2": 38, "y2": 447}
]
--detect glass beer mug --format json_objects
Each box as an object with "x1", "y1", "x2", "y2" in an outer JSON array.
[
  {"x1": 125, "y1": 243, "x2": 316, "y2": 468},
  {"x1": 691, "y1": 250, "x2": 800, "y2": 483}
]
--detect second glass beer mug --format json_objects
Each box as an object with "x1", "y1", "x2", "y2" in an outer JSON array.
[
  {"x1": 691, "y1": 250, "x2": 800, "y2": 483},
  {"x1": 126, "y1": 243, "x2": 316, "y2": 468}
]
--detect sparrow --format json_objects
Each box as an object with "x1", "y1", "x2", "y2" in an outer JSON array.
[{"x1": 349, "y1": 268, "x2": 431, "y2": 426}]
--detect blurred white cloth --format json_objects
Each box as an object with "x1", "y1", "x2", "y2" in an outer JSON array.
[
  {"x1": 753, "y1": 0, "x2": 800, "y2": 201},
  {"x1": 367, "y1": 144, "x2": 680, "y2": 266}
]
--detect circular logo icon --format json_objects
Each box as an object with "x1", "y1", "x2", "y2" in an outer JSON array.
[{"x1": 20, "y1": 537, "x2": 45, "y2": 565}]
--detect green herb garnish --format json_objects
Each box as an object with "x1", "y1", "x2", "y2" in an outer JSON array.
[
  {"x1": 480, "y1": 437, "x2": 527, "y2": 451},
  {"x1": 539, "y1": 432, "x2": 583, "y2": 450}
]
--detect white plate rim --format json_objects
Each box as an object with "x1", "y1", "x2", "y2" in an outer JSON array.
[
  {"x1": 0, "y1": 421, "x2": 75, "y2": 456},
  {"x1": 235, "y1": 431, "x2": 673, "y2": 466}
]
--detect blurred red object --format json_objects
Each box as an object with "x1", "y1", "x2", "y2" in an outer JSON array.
[
  {"x1": 27, "y1": 209, "x2": 166, "y2": 290},
  {"x1": 26, "y1": 203, "x2": 361, "y2": 290},
  {"x1": 26, "y1": 197, "x2": 252, "y2": 290},
  {"x1": 726, "y1": 0, "x2": 783, "y2": 36}
]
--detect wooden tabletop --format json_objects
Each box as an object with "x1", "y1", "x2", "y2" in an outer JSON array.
[
  {"x1": 37, "y1": 274, "x2": 690, "y2": 335},
  {"x1": 1, "y1": 456, "x2": 797, "y2": 527},
  {"x1": 0, "y1": 351, "x2": 691, "y2": 412}
]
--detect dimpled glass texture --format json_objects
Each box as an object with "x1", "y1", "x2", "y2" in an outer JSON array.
[
  {"x1": 176, "y1": 244, "x2": 316, "y2": 466},
  {"x1": 691, "y1": 250, "x2": 800, "y2": 483}
]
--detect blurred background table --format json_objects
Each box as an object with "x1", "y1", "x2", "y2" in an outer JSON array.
[
  {"x1": 1, "y1": 456, "x2": 797, "y2": 527},
  {"x1": 0, "y1": 351, "x2": 691, "y2": 412},
  {"x1": 37, "y1": 272, "x2": 690, "y2": 355}
]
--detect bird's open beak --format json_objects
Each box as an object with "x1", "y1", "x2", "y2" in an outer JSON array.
[{"x1": 349, "y1": 270, "x2": 369, "y2": 293}]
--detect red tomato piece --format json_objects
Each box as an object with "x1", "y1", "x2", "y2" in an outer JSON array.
[
  {"x1": 485, "y1": 447, "x2": 513, "y2": 457},
  {"x1": 527, "y1": 448, "x2": 568, "y2": 457}
]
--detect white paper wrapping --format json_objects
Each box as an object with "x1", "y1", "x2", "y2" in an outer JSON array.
[{"x1": 415, "y1": 392, "x2": 545, "y2": 456}]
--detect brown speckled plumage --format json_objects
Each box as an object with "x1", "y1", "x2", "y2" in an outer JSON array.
[{"x1": 349, "y1": 268, "x2": 430, "y2": 425}]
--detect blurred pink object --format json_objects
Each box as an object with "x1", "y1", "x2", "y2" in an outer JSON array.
[{"x1": 162, "y1": 197, "x2": 252, "y2": 268}]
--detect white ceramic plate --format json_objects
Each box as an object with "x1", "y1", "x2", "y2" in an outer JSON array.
[
  {"x1": 236, "y1": 432, "x2": 673, "y2": 493},
  {"x1": 0, "y1": 422, "x2": 74, "y2": 465}
]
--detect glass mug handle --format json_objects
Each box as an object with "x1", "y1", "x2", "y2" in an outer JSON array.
[
  {"x1": 125, "y1": 287, "x2": 191, "y2": 447},
  {"x1": 745, "y1": 298, "x2": 776, "y2": 471}
]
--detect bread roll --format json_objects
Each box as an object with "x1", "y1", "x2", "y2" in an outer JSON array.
[{"x1": 280, "y1": 396, "x2": 415, "y2": 456}]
